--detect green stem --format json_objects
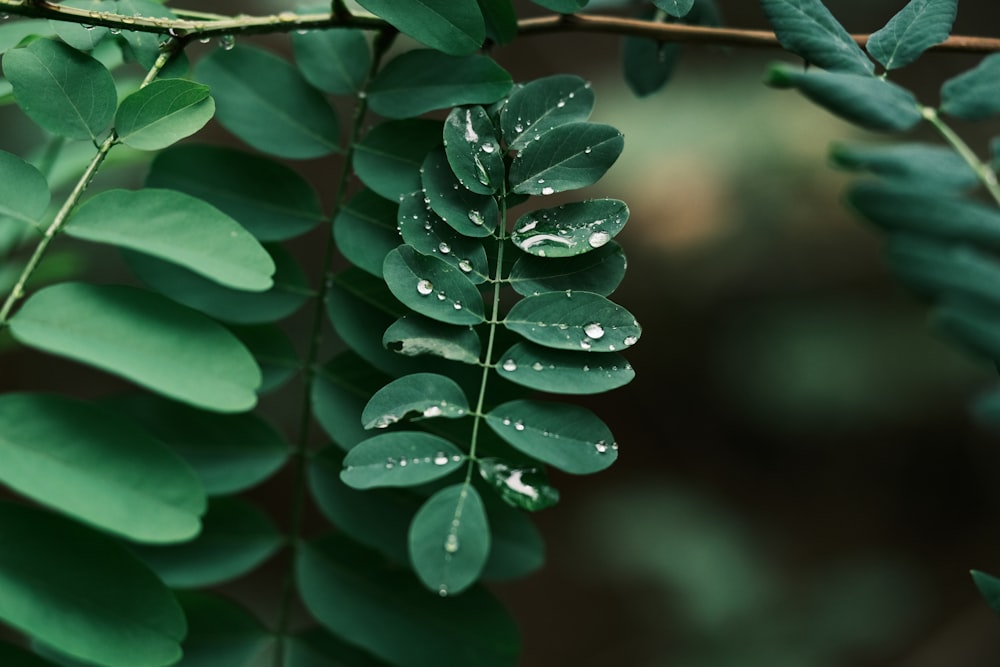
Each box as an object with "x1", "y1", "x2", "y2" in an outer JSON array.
[
  {"x1": 921, "y1": 106, "x2": 1000, "y2": 207},
  {"x1": 0, "y1": 42, "x2": 181, "y2": 329}
]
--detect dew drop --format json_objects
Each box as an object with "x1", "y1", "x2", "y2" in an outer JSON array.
[
  {"x1": 514, "y1": 420, "x2": 525, "y2": 431},
  {"x1": 502, "y1": 417, "x2": 512, "y2": 426},
  {"x1": 423, "y1": 405, "x2": 443, "y2": 418},
  {"x1": 434, "y1": 452, "x2": 450, "y2": 465},
  {"x1": 532, "y1": 362, "x2": 544, "y2": 371},
  {"x1": 612, "y1": 442, "x2": 620, "y2": 451},
  {"x1": 0, "y1": 13, "x2": 9, "y2": 20},
  {"x1": 556, "y1": 99, "x2": 566, "y2": 108},
  {"x1": 82, "y1": 24, "x2": 95, "y2": 30},
  {"x1": 624, "y1": 335, "x2": 638, "y2": 346},
  {"x1": 541, "y1": 187, "x2": 555, "y2": 195},
  {"x1": 436, "y1": 292, "x2": 447, "y2": 301},
  {"x1": 444, "y1": 533, "x2": 460, "y2": 553},
  {"x1": 453, "y1": 301, "x2": 463, "y2": 310},
  {"x1": 481, "y1": 142, "x2": 496, "y2": 153},
  {"x1": 219, "y1": 34, "x2": 235, "y2": 50},
  {"x1": 468, "y1": 210, "x2": 485, "y2": 226},
  {"x1": 585, "y1": 146, "x2": 592, "y2": 154},
  {"x1": 416, "y1": 279, "x2": 433, "y2": 295},
  {"x1": 438, "y1": 585, "x2": 449, "y2": 597},
  {"x1": 588, "y1": 231, "x2": 611, "y2": 248},
  {"x1": 502, "y1": 359, "x2": 517, "y2": 372},
  {"x1": 458, "y1": 259, "x2": 473, "y2": 273},
  {"x1": 580, "y1": 339, "x2": 592, "y2": 350},
  {"x1": 584, "y1": 322, "x2": 605, "y2": 339},
  {"x1": 438, "y1": 242, "x2": 451, "y2": 254},
  {"x1": 595, "y1": 441, "x2": 609, "y2": 454},
  {"x1": 398, "y1": 458, "x2": 408, "y2": 467},
  {"x1": 385, "y1": 458, "x2": 396, "y2": 469},
  {"x1": 199, "y1": 35, "x2": 211, "y2": 43}
]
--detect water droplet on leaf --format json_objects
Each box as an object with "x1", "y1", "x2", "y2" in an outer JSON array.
[
  {"x1": 502, "y1": 359, "x2": 517, "y2": 372},
  {"x1": 584, "y1": 322, "x2": 605, "y2": 339},
  {"x1": 541, "y1": 187, "x2": 554, "y2": 195},
  {"x1": 434, "y1": 453, "x2": 450, "y2": 465},
  {"x1": 416, "y1": 279, "x2": 433, "y2": 295},
  {"x1": 444, "y1": 533, "x2": 460, "y2": 553},
  {"x1": 438, "y1": 242, "x2": 451, "y2": 254},
  {"x1": 588, "y1": 231, "x2": 611, "y2": 248}
]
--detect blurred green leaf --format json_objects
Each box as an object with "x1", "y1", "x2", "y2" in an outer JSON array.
[
  {"x1": 531, "y1": 0, "x2": 587, "y2": 13},
  {"x1": 972, "y1": 570, "x2": 1000, "y2": 615},
  {"x1": 830, "y1": 141, "x2": 977, "y2": 190},
  {"x1": 409, "y1": 483, "x2": 490, "y2": 596},
  {"x1": 477, "y1": 0, "x2": 517, "y2": 45},
  {"x1": 384, "y1": 245, "x2": 486, "y2": 325},
  {"x1": 941, "y1": 52, "x2": 1000, "y2": 120},
  {"x1": 760, "y1": 0, "x2": 874, "y2": 75},
  {"x1": 0, "y1": 20, "x2": 54, "y2": 53},
  {"x1": 866, "y1": 0, "x2": 957, "y2": 71},
  {"x1": 341, "y1": 432, "x2": 465, "y2": 489},
  {"x1": 334, "y1": 188, "x2": 400, "y2": 276},
  {"x1": 355, "y1": 0, "x2": 485, "y2": 55},
  {"x1": 312, "y1": 351, "x2": 392, "y2": 451},
  {"x1": 362, "y1": 372, "x2": 470, "y2": 429},
  {"x1": 354, "y1": 118, "x2": 443, "y2": 200},
  {"x1": 287, "y1": 627, "x2": 391, "y2": 667},
  {"x1": 293, "y1": 28, "x2": 371, "y2": 95},
  {"x1": 479, "y1": 492, "x2": 545, "y2": 580},
  {"x1": 887, "y1": 235, "x2": 1000, "y2": 307},
  {"x1": 230, "y1": 324, "x2": 300, "y2": 395},
  {"x1": 0, "y1": 642, "x2": 59, "y2": 667},
  {"x1": 115, "y1": 79, "x2": 214, "y2": 151},
  {"x1": 0, "y1": 148, "x2": 49, "y2": 227}
]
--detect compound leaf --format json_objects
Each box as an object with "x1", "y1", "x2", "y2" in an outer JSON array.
[
  {"x1": 115, "y1": 79, "x2": 214, "y2": 151},
  {"x1": 66, "y1": 188, "x2": 275, "y2": 291},
  {"x1": 511, "y1": 199, "x2": 628, "y2": 258},
  {"x1": 501, "y1": 75, "x2": 594, "y2": 151},
  {"x1": 355, "y1": 0, "x2": 485, "y2": 55},
  {"x1": 409, "y1": 484, "x2": 490, "y2": 596},
  {"x1": 10, "y1": 283, "x2": 261, "y2": 413},
  {"x1": 509, "y1": 122, "x2": 624, "y2": 195},
  {"x1": 384, "y1": 245, "x2": 486, "y2": 325},
  {"x1": 341, "y1": 432, "x2": 466, "y2": 489},
  {"x1": 362, "y1": 372, "x2": 470, "y2": 429},
  {"x1": 760, "y1": 0, "x2": 874, "y2": 75},
  {"x1": 496, "y1": 341, "x2": 635, "y2": 394},
  {"x1": 504, "y1": 291, "x2": 641, "y2": 352},
  {"x1": 485, "y1": 399, "x2": 617, "y2": 474},
  {"x1": 867, "y1": 0, "x2": 957, "y2": 71}
]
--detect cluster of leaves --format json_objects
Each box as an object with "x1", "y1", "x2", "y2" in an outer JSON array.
[
  {"x1": 760, "y1": 0, "x2": 1000, "y2": 614},
  {"x1": 0, "y1": 1, "x2": 646, "y2": 666}
]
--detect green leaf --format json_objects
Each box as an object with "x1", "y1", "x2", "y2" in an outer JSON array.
[
  {"x1": 653, "y1": 0, "x2": 694, "y2": 16},
  {"x1": 362, "y1": 372, "x2": 470, "y2": 429},
  {"x1": 66, "y1": 188, "x2": 275, "y2": 291},
  {"x1": 479, "y1": 494, "x2": 545, "y2": 580},
  {"x1": 932, "y1": 300, "x2": 1000, "y2": 364},
  {"x1": 384, "y1": 245, "x2": 486, "y2": 325},
  {"x1": 0, "y1": 393, "x2": 204, "y2": 543},
  {"x1": 313, "y1": 352, "x2": 392, "y2": 451},
  {"x1": 623, "y1": 32, "x2": 681, "y2": 98},
  {"x1": 3, "y1": 38, "x2": 116, "y2": 140},
  {"x1": 760, "y1": 0, "x2": 874, "y2": 75},
  {"x1": 297, "y1": 535, "x2": 520, "y2": 667},
  {"x1": 887, "y1": 235, "x2": 1000, "y2": 307},
  {"x1": 509, "y1": 122, "x2": 624, "y2": 195},
  {"x1": 341, "y1": 432, "x2": 466, "y2": 489},
  {"x1": 398, "y1": 189, "x2": 490, "y2": 278},
  {"x1": 972, "y1": 570, "x2": 1000, "y2": 616},
  {"x1": 511, "y1": 198, "x2": 628, "y2": 257},
  {"x1": 0, "y1": 20, "x2": 54, "y2": 53},
  {"x1": 765, "y1": 65, "x2": 922, "y2": 132},
  {"x1": 117, "y1": 0, "x2": 176, "y2": 69},
  {"x1": 941, "y1": 52, "x2": 1000, "y2": 120},
  {"x1": 500, "y1": 75, "x2": 594, "y2": 151},
  {"x1": 444, "y1": 105, "x2": 504, "y2": 195},
  {"x1": 421, "y1": 148, "x2": 499, "y2": 237},
  {"x1": 50, "y1": 1, "x2": 110, "y2": 51},
  {"x1": 195, "y1": 44, "x2": 339, "y2": 159},
  {"x1": 146, "y1": 144, "x2": 324, "y2": 242},
  {"x1": 478, "y1": 457, "x2": 560, "y2": 511},
  {"x1": 0, "y1": 501, "x2": 185, "y2": 667},
  {"x1": 384, "y1": 314, "x2": 482, "y2": 364},
  {"x1": 354, "y1": 0, "x2": 485, "y2": 55},
  {"x1": 496, "y1": 341, "x2": 635, "y2": 394},
  {"x1": 504, "y1": 290, "x2": 641, "y2": 352},
  {"x1": 231, "y1": 324, "x2": 300, "y2": 395},
  {"x1": 829, "y1": 141, "x2": 978, "y2": 190},
  {"x1": 172, "y1": 592, "x2": 273, "y2": 667},
  {"x1": 477, "y1": 0, "x2": 518, "y2": 45},
  {"x1": 485, "y1": 399, "x2": 618, "y2": 474},
  {"x1": 125, "y1": 244, "x2": 309, "y2": 325},
  {"x1": 848, "y1": 181, "x2": 1000, "y2": 247},
  {"x1": 0, "y1": 148, "x2": 49, "y2": 227},
  {"x1": 107, "y1": 392, "x2": 289, "y2": 495},
  {"x1": 10, "y1": 283, "x2": 262, "y2": 413},
  {"x1": 866, "y1": 0, "x2": 957, "y2": 71},
  {"x1": 287, "y1": 627, "x2": 392, "y2": 667},
  {"x1": 531, "y1": 0, "x2": 587, "y2": 13},
  {"x1": 509, "y1": 242, "x2": 628, "y2": 297},
  {"x1": 0, "y1": 642, "x2": 60, "y2": 667},
  {"x1": 368, "y1": 50, "x2": 512, "y2": 119},
  {"x1": 354, "y1": 118, "x2": 443, "y2": 200},
  {"x1": 132, "y1": 497, "x2": 283, "y2": 588},
  {"x1": 409, "y1": 483, "x2": 490, "y2": 596},
  {"x1": 115, "y1": 79, "x2": 214, "y2": 151},
  {"x1": 293, "y1": 28, "x2": 371, "y2": 95},
  {"x1": 335, "y1": 188, "x2": 400, "y2": 276}
]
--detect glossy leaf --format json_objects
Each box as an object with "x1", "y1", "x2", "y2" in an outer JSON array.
[
  {"x1": 297, "y1": 535, "x2": 520, "y2": 667},
  {"x1": 766, "y1": 65, "x2": 922, "y2": 132},
  {"x1": 421, "y1": 148, "x2": 499, "y2": 237},
  {"x1": 504, "y1": 291, "x2": 641, "y2": 352},
  {"x1": 10, "y1": 283, "x2": 261, "y2": 413},
  {"x1": 231, "y1": 325, "x2": 300, "y2": 395},
  {"x1": 384, "y1": 314, "x2": 482, "y2": 364},
  {"x1": 368, "y1": 50, "x2": 512, "y2": 119},
  {"x1": 115, "y1": 79, "x2": 214, "y2": 151},
  {"x1": 444, "y1": 105, "x2": 504, "y2": 194},
  {"x1": 511, "y1": 198, "x2": 628, "y2": 257},
  {"x1": 125, "y1": 244, "x2": 309, "y2": 325},
  {"x1": 195, "y1": 45, "x2": 339, "y2": 159},
  {"x1": 532, "y1": 0, "x2": 587, "y2": 13},
  {"x1": 509, "y1": 242, "x2": 628, "y2": 297},
  {"x1": 501, "y1": 75, "x2": 594, "y2": 151},
  {"x1": 478, "y1": 457, "x2": 560, "y2": 511},
  {"x1": 0, "y1": 501, "x2": 186, "y2": 667},
  {"x1": 478, "y1": 0, "x2": 518, "y2": 45},
  {"x1": 3, "y1": 38, "x2": 116, "y2": 140},
  {"x1": 362, "y1": 372, "x2": 470, "y2": 429},
  {"x1": 354, "y1": 118, "x2": 443, "y2": 200},
  {"x1": 334, "y1": 188, "x2": 400, "y2": 276},
  {"x1": 384, "y1": 245, "x2": 486, "y2": 325},
  {"x1": 830, "y1": 141, "x2": 977, "y2": 190},
  {"x1": 485, "y1": 399, "x2": 618, "y2": 474},
  {"x1": 312, "y1": 352, "x2": 392, "y2": 451},
  {"x1": 341, "y1": 432, "x2": 466, "y2": 489},
  {"x1": 0, "y1": 393, "x2": 205, "y2": 543},
  {"x1": 866, "y1": 0, "x2": 957, "y2": 70},
  {"x1": 848, "y1": 181, "x2": 1000, "y2": 247},
  {"x1": 398, "y1": 189, "x2": 490, "y2": 278},
  {"x1": 293, "y1": 28, "x2": 371, "y2": 94},
  {"x1": 496, "y1": 341, "x2": 635, "y2": 394},
  {"x1": 941, "y1": 52, "x2": 1000, "y2": 120},
  {"x1": 0, "y1": 149, "x2": 49, "y2": 227},
  {"x1": 107, "y1": 393, "x2": 289, "y2": 495},
  {"x1": 67, "y1": 188, "x2": 275, "y2": 291},
  {"x1": 410, "y1": 483, "x2": 490, "y2": 596},
  {"x1": 132, "y1": 497, "x2": 283, "y2": 588},
  {"x1": 760, "y1": 0, "x2": 874, "y2": 75},
  {"x1": 173, "y1": 592, "x2": 273, "y2": 667},
  {"x1": 509, "y1": 122, "x2": 624, "y2": 195},
  {"x1": 146, "y1": 144, "x2": 324, "y2": 242},
  {"x1": 355, "y1": 0, "x2": 485, "y2": 55},
  {"x1": 653, "y1": 0, "x2": 694, "y2": 16},
  {"x1": 972, "y1": 570, "x2": 1000, "y2": 616},
  {"x1": 887, "y1": 235, "x2": 1000, "y2": 308}
]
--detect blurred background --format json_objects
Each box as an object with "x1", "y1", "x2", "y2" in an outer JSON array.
[{"x1": 4, "y1": 0, "x2": 1000, "y2": 665}]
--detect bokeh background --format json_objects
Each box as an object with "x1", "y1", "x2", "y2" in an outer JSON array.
[{"x1": 3, "y1": 1, "x2": 1000, "y2": 665}]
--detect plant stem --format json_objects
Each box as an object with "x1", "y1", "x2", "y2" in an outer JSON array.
[{"x1": 921, "y1": 106, "x2": 1000, "y2": 207}]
